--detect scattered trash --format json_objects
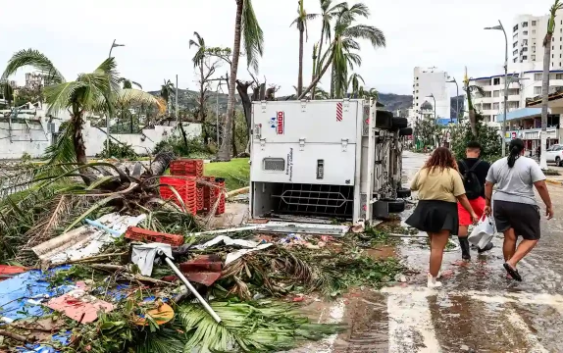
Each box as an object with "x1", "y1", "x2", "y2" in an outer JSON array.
[
  {"x1": 195, "y1": 235, "x2": 260, "y2": 250},
  {"x1": 131, "y1": 243, "x2": 174, "y2": 276},
  {"x1": 225, "y1": 243, "x2": 273, "y2": 264},
  {"x1": 125, "y1": 227, "x2": 185, "y2": 246},
  {"x1": 46, "y1": 289, "x2": 115, "y2": 323},
  {"x1": 0, "y1": 265, "x2": 27, "y2": 281}
]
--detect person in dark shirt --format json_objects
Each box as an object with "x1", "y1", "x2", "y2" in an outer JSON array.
[{"x1": 456, "y1": 141, "x2": 494, "y2": 260}]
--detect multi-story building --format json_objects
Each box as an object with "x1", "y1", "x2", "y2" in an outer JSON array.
[
  {"x1": 411, "y1": 66, "x2": 451, "y2": 121},
  {"x1": 25, "y1": 72, "x2": 45, "y2": 90}
]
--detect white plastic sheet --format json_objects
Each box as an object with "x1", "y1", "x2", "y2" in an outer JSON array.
[{"x1": 131, "y1": 243, "x2": 173, "y2": 276}]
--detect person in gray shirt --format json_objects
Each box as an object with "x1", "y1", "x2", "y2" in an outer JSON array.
[{"x1": 484, "y1": 138, "x2": 553, "y2": 281}]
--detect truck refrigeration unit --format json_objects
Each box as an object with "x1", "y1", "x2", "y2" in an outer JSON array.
[{"x1": 249, "y1": 99, "x2": 412, "y2": 225}]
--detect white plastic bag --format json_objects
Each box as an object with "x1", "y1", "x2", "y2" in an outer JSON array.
[{"x1": 468, "y1": 216, "x2": 495, "y2": 249}]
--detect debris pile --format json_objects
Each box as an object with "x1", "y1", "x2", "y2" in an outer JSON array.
[{"x1": 0, "y1": 156, "x2": 403, "y2": 352}]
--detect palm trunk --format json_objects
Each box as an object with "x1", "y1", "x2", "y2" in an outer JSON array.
[
  {"x1": 71, "y1": 106, "x2": 87, "y2": 165},
  {"x1": 329, "y1": 64, "x2": 335, "y2": 98},
  {"x1": 310, "y1": 49, "x2": 317, "y2": 100},
  {"x1": 312, "y1": 28, "x2": 325, "y2": 99},
  {"x1": 299, "y1": 52, "x2": 334, "y2": 100},
  {"x1": 540, "y1": 34, "x2": 552, "y2": 170},
  {"x1": 297, "y1": 26, "x2": 304, "y2": 96},
  {"x1": 218, "y1": 0, "x2": 243, "y2": 162}
]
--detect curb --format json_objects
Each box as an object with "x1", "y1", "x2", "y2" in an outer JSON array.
[{"x1": 545, "y1": 178, "x2": 563, "y2": 186}]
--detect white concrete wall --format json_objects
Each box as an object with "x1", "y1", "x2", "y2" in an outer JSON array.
[{"x1": 0, "y1": 114, "x2": 202, "y2": 159}]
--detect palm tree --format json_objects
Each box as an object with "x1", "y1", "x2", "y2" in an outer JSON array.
[
  {"x1": 299, "y1": 3, "x2": 385, "y2": 99},
  {"x1": 347, "y1": 72, "x2": 364, "y2": 97},
  {"x1": 219, "y1": 0, "x2": 264, "y2": 162},
  {"x1": 463, "y1": 67, "x2": 486, "y2": 136},
  {"x1": 1, "y1": 49, "x2": 162, "y2": 165},
  {"x1": 311, "y1": 0, "x2": 346, "y2": 99},
  {"x1": 189, "y1": 31, "x2": 207, "y2": 68},
  {"x1": 291, "y1": 0, "x2": 318, "y2": 96},
  {"x1": 118, "y1": 77, "x2": 142, "y2": 89},
  {"x1": 160, "y1": 79, "x2": 175, "y2": 115},
  {"x1": 540, "y1": 0, "x2": 563, "y2": 169}
]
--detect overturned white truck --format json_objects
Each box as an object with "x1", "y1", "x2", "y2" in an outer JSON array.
[{"x1": 249, "y1": 99, "x2": 412, "y2": 225}]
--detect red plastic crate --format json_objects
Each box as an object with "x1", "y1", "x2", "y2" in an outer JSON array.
[
  {"x1": 170, "y1": 159, "x2": 204, "y2": 177},
  {"x1": 215, "y1": 178, "x2": 226, "y2": 215},
  {"x1": 202, "y1": 176, "x2": 215, "y2": 212},
  {"x1": 160, "y1": 176, "x2": 197, "y2": 214},
  {"x1": 125, "y1": 227, "x2": 185, "y2": 246}
]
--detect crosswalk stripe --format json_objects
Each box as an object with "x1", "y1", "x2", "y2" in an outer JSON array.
[
  {"x1": 505, "y1": 307, "x2": 550, "y2": 353},
  {"x1": 387, "y1": 288, "x2": 441, "y2": 352}
]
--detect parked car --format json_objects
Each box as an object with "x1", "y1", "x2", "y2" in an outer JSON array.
[{"x1": 545, "y1": 145, "x2": 563, "y2": 166}]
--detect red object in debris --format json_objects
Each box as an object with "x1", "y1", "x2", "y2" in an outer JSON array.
[
  {"x1": 292, "y1": 296, "x2": 305, "y2": 302},
  {"x1": 0, "y1": 265, "x2": 27, "y2": 281},
  {"x1": 125, "y1": 227, "x2": 185, "y2": 247},
  {"x1": 170, "y1": 159, "x2": 204, "y2": 177},
  {"x1": 47, "y1": 290, "x2": 114, "y2": 323},
  {"x1": 179, "y1": 255, "x2": 223, "y2": 286},
  {"x1": 159, "y1": 176, "x2": 197, "y2": 214}
]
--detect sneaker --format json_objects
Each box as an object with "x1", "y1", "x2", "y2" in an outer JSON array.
[
  {"x1": 427, "y1": 274, "x2": 443, "y2": 288},
  {"x1": 478, "y1": 242, "x2": 494, "y2": 254}
]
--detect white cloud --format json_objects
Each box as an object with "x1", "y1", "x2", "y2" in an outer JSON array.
[{"x1": 0, "y1": 0, "x2": 556, "y2": 96}]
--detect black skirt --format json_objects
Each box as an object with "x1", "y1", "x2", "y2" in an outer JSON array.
[{"x1": 406, "y1": 200, "x2": 459, "y2": 235}]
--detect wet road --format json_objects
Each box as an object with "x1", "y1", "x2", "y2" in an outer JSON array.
[{"x1": 293, "y1": 151, "x2": 563, "y2": 353}]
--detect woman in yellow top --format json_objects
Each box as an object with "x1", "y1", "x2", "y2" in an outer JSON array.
[{"x1": 407, "y1": 147, "x2": 478, "y2": 288}]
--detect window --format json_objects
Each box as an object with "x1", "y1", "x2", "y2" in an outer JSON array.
[
  {"x1": 493, "y1": 103, "x2": 500, "y2": 110},
  {"x1": 416, "y1": 83, "x2": 419, "y2": 86},
  {"x1": 523, "y1": 56, "x2": 528, "y2": 60},
  {"x1": 513, "y1": 41, "x2": 518, "y2": 48},
  {"x1": 493, "y1": 78, "x2": 501, "y2": 85},
  {"x1": 557, "y1": 74, "x2": 563, "y2": 79},
  {"x1": 532, "y1": 30, "x2": 536, "y2": 34},
  {"x1": 523, "y1": 22, "x2": 528, "y2": 27},
  {"x1": 534, "y1": 86, "x2": 542, "y2": 94},
  {"x1": 534, "y1": 73, "x2": 542, "y2": 80},
  {"x1": 416, "y1": 90, "x2": 419, "y2": 93},
  {"x1": 493, "y1": 90, "x2": 500, "y2": 97},
  {"x1": 416, "y1": 77, "x2": 419, "y2": 80},
  {"x1": 523, "y1": 31, "x2": 528, "y2": 35},
  {"x1": 514, "y1": 25, "x2": 519, "y2": 32},
  {"x1": 416, "y1": 103, "x2": 419, "y2": 106},
  {"x1": 532, "y1": 20, "x2": 537, "y2": 26},
  {"x1": 513, "y1": 49, "x2": 518, "y2": 56},
  {"x1": 532, "y1": 55, "x2": 536, "y2": 60}
]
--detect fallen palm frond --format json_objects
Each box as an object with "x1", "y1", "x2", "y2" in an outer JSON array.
[{"x1": 178, "y1": 299, "x2": 343, "y2": 352}]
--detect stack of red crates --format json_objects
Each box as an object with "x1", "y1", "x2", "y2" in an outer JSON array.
[
  {"x1": 215, "y1": 178, "x2": 226, "y2": 215},
  {"x1": 202, "y1": 176, "x2": 215, "y2": 213},
  {"x1": 159, "y1": 176, "x2": 197, "y2": 214},
  {"x1": 169, "y1": 159, "x2": 205, "y2": 212}
]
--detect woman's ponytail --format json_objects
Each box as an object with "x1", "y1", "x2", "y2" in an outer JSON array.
[{"x1": 507, "y1": 138, "x2": 525, "y2": 168}]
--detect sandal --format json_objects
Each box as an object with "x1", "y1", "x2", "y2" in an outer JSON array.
[{"x1": 503, "y1": 263, "x2": 522, "y2": 282}]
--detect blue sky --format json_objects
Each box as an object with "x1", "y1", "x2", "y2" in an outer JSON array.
[{"x1": 0, "y1": 0, "x2": 557, "y2": 96}]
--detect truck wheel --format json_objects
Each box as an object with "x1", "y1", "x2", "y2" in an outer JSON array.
[
  {"x1": 375, "y1": 111, "x2": 393, "y2": 129},
  {"x1": 382, "y1": 199, "x2": 406, "y2": 213},
  {"x1": 397, "y1": 188, "x2": 411, "y2": 198},
  {"x1": 392, "y1": 117, "x2": 408, "y2": 130},
  {"x1": 399, "y1": 127, "x2": 413, "y2": 136},
  {"x1": 557, "y1": 157, "x2": 561, "y2": 166}
]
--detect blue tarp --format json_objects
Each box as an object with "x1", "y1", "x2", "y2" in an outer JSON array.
[{"x1": 0, "y1": 266, "x2": 74, "y2": 321}]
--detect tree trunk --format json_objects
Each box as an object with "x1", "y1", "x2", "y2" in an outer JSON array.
[
  {"x1": 232, "y1": 115, "x2": 238, "y2": 156},
  {"x1": 297, "y1": 26, "x2": 304, "y2": 96},
  {"x1": 312, "y1": 28, "x2": 325, "y2": 99},
  {"x1": 540, "y1": 34, "x2": 552, "y2": 169},
  {"x1": 218, "y1": 0, "x2": 243, "y2": 162},
  {"x1": 329, "y1": 64, "x2": 335, "y2": 98},
  {"x1": 71, "y1": 106, "x2": 88, "y2": 165},
  {"x1": 299, "y1": 52, "x2": 334, "y2": 100}
]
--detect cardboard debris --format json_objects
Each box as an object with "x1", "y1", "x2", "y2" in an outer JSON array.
[
  {"x1": 32, "y1": 213, "x2": 145, "y2": 265},
  {"x1": 46, "y1": 289, "x2": 115, "y2": 323}
]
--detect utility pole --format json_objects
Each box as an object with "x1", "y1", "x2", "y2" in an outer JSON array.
[
  {"x1": 208, "y1": 78, "x2": 226, "y2": 146},
  {"x1": 447, "y1": 77, "x2": 459, "y2": 123},
  {"x1": 175, "y1": 74, "x2": 179, "y2": 121},
  {"x1": 107, "y1": 39, "x2": 125, "y2": 152}
]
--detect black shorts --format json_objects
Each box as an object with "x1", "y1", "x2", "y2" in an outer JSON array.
[{"x1": 493, "y1": 200, "x2": 541, "y2": 240}]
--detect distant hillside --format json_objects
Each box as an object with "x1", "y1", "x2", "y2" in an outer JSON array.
[
  {"x1": 148, "y1": 89, "x2": 463, "y2": 117},
  {"x1": 377, "y1": 93, "x2": 412, "y2": 111}
]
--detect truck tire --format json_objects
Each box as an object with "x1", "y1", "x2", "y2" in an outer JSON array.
[
  {"x1": 375, "y1": 111, "x2": 393, "y2": 129},
  {"x1": 392, "y1": 117, "x2": 408, "y2": 130},
  {"x1": 382, "y1": 198, "x2": 406, "y2": 213},
  {"x1": 399, "y1": 127, "x2": 413, "y2": 136},
  {"x1": 397, "y1": 188, "x2": 411, "y2": 198}
]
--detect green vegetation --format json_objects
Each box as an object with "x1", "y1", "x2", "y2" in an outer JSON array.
[{"x1": 205, "y1": 158, "x2": 250, "y2": 190}]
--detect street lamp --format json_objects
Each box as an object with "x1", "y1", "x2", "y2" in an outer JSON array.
[
  {"x1": 447, "y1": 77, "x2": 459, "y2": 124},
  {"x1": 106, "y1": 39, "x2": 125, "y2": 153},
  {"x1": 109, "y1": 39, "x2": 125, "y2": 58},
  {"x1": 485, "y1": 20, "x2": 508, "y2": 157}
]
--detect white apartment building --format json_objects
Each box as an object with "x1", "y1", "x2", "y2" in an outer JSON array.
[
  {"x1": 25, "y1": 72, "x2": 45, "y2": 89},
  {"x1": 511, "y1": 13, "x2": 563, "y2": 68},
  {"x1": 411, "y1": 66, "x2": 451, "y2": 121}
]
